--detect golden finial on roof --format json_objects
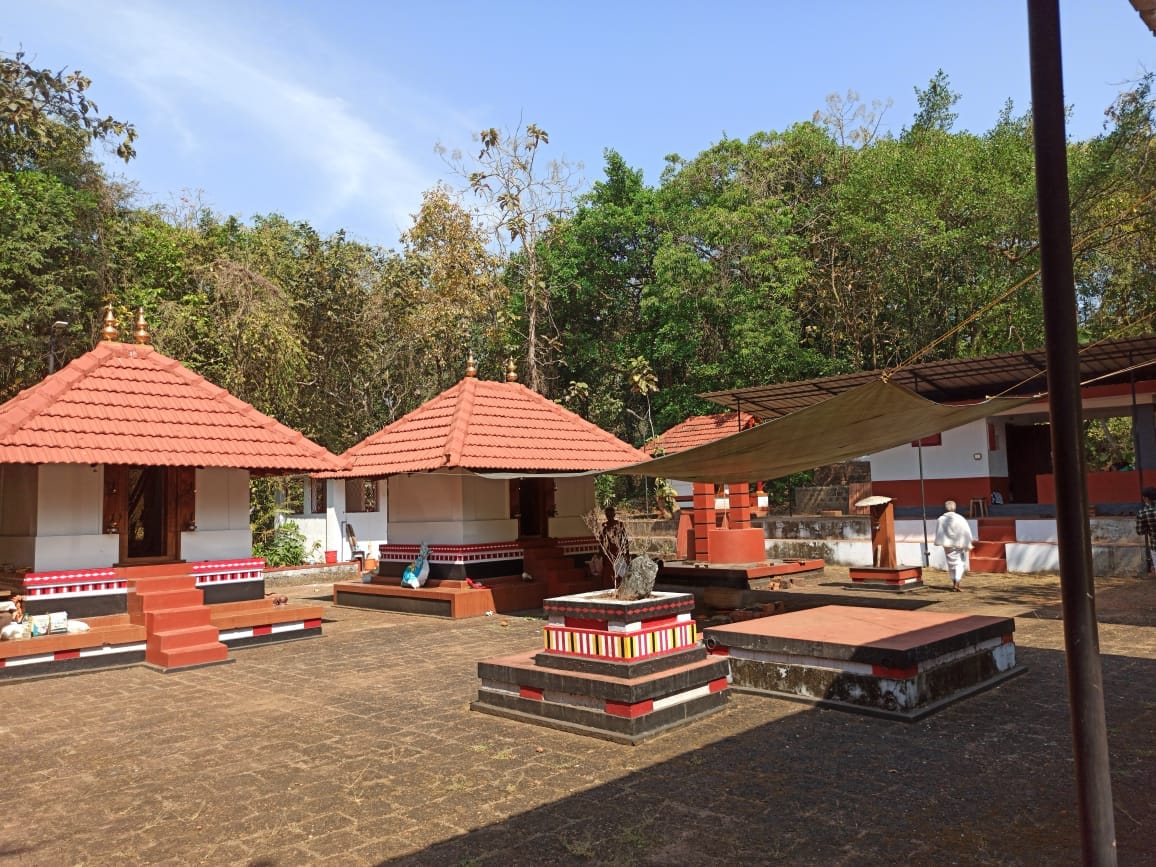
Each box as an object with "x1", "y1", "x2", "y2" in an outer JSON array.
[
  {"x1": 133, "y1": 307, "x2": 152, "y2": 345},
  {"x1": 465, "y1": 351, "x2": 477, "y2": 378},
  {"x1": 505, "y1": 358, "x2": 518, "y2": 382},
  {"x1": 100, "y1": 303, "x2": 119, "y2": 342}
]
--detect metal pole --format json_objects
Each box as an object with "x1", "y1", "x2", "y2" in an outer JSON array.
[
  {"x1": 1130, "y1": 359, "x2": 1145, "y2": 494},
  {"x1": 917, "y1": 441, "x2": 930, "y2": 567},
  {"x1": 48, "y1": 320, "x2": 68, "y2": 375},
  {"x1": 913, "y1": 373, "x2": 931, "y2": 566},
  {"x1": 1027, "y1": 2, "x2": 1117, "y2": 863}
]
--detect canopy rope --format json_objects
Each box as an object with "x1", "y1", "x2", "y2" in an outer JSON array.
[{"x1": 890, "y1": 186, "x2": 1156, "y2": 374}]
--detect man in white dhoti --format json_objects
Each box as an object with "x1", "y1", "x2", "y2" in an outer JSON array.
[{"x1": 935, "y1": 500, "x2": 974, "y2": 592}]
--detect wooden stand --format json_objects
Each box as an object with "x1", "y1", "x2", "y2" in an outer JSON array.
[{"x1": 849, "y1": 496, "x2": 923, "y2": 591}]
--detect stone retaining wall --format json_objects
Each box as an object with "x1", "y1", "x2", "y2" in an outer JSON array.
[{"x1": 263, "y1": 563, "x2": 360, "y2": 588}]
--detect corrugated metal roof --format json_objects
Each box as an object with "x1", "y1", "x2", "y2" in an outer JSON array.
[{"x1": 700, "y1": 334, "x2": 1156, "y2": 418}]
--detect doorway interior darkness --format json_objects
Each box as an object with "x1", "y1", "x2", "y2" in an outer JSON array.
[
  {"x1": 105, "y1": 465, "x2": 195, "y2": 564},
  {"x1": 511, "y1": 477, "x2": 556, "y2": 538}
]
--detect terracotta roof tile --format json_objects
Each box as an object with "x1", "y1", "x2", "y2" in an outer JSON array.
[
  {"x1": 335, "y1": 377, "x2": 650, "y2": 477},
  {"x1": 644, "y1": 412, "x2": 759, "y2": 456},
  {"x1": 0, "y1": 342, "x2": 344, "y2": 472}
]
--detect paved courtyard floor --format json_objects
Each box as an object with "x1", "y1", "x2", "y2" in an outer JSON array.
[{"x1": 2, "y1": 567, "x2": 1153, "y2": 865}]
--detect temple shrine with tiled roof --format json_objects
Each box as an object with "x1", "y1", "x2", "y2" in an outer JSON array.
[
  {"x1": 0, "y1": 305, "x2": 343, "y2": 679},
  {"x1": 330, "y1": 357, "x2": 651, "y2": 618}
]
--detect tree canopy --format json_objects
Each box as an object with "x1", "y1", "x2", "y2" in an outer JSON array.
[{"x1": 1, "y1": 60, "x2": 1153, "y2": 468}]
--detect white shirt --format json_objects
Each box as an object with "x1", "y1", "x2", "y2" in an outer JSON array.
[{"x1": 935, "y1": 511, "x2": 974, "y2": 550}]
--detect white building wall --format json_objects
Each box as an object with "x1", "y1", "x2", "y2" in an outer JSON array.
[
  {"x1": 182, "y1": 468, "x2": 252, "y2": 563},
  {"x1": 463, "y1": 474, "x2": 508, "y2": 521},
  {"x1": 326, "y1": 479, "x2": 347, "y2": 558},
  {"x1": 869, "y1": 419, "x2": 992, "y2": 480},
  {"x1": 387, "y1": 471, "x2": 517, "y2": 545},
  {"x1": 37, "y1": 464, "x2": 102, "y2": 536},
  {"x1": 343, "y1": 479, "x2": 387, "y2": 561},
  {"x1": 0, "y1": 464, "x2": 38, "y2": 568},
  {"x1": 550, "y1": 476, "x2": 597, "y2": 538},
  {"x1": 25, "y1": 465, "x2": 254, "y2": 571},
  {"x1": 31, "y1": 464, "x2": 117, "y2": 571},
  {"x1": 987, "y1": 419, "x2": 1009, "y2": 477}
]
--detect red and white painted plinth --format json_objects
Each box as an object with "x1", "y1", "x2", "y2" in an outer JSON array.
[
  {"x1": 703, "y1": 605, "x2": 1024, "y2": 720},
  {"x1": 473, "y1": 590, "x2": 730, "y2": 744},
  {"x1": 848, "y1": 565, "x2": 925, "y2": 591}
]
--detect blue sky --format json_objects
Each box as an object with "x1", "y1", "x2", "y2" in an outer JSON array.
[{"x1": 3, "y1": 1, "x2": 1152, "y2": 247}]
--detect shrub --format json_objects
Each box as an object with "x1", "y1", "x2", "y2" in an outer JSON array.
[{"x1": 253, "y1": 520, "x2": 308, "y2": 567}]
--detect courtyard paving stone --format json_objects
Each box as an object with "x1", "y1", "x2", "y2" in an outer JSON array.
[{"x1": 0, "y1": 568, "x2": 1152, "y2": 865}]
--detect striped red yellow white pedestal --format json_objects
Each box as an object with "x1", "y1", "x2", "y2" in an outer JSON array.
[{"x1": 473, "y1": 590, "x2": 730, "y2": 744}]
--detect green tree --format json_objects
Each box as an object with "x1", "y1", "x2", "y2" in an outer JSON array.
[
  {"x1": 546, "y1": 150, "x2": 661, "y2": 437},
  {"x1": 1, "y1": 49, "x2": 137, "y2": 172},
  {"x1": 906, "y1": 69, "x2": 961, "y2": 136},
  {"x1": 0, "y1": 50, "x2": 138, "y2": 397},
  {"x1": 396, "y1": 185, "x2": 508, "y2": 393},
  {"x1": 645, "y1": 130, "x2": 830, "y2": 428}
]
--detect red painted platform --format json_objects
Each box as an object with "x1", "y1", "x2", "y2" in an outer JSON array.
[
  {"x1": 848, "y1": 565, "x2": 924, "y2": 591},
  {"x1": 703, "y1": 605, "x2": 1024, "y2": 720}
]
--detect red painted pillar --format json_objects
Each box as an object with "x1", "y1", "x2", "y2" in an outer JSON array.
[
  {"x1": 692, "y1": 482, "x2": 715, "y2": 562},
  {"x1": 729, "y1": 483, "x2": 751, "y2": 529}
]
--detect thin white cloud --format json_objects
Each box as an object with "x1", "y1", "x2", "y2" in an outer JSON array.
[{"x1": 43, "y1": 0, "x2": 473, "y2": 242}]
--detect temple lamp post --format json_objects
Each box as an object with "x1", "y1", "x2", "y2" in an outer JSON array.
[{"x1": 48, "y1": 320, "x2": 68, "y2": 374}]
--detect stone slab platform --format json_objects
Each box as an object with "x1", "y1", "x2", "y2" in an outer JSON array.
[
  {"x1": 333, "y1": 574, "x2": 552, "y2": 619},
  {"x1": 703, "y1": 605, "x2": 1025, "y2": 720},
  {"x1": 0, "y1": 614, "x2": 147, "y2": 681},
  {"x1": 473, "y1": 647, "x2": 729, "y2": 745},
  {"x1": 659, "y1": 558, "x2": 825, "y2": 590}
]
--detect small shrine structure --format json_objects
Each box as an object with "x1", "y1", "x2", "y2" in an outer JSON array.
[
  {"x1": 847, "y1": 495, "x2": 924, "y2": 590},
  {"x1": 0, "y1": 306, "x2": 343, "y2": 679},
  {"x1": 643, "y1": 411, "x2": 824, "y2": 589},
  {"x1": 331, "y1": 358, "x2": 650, "y2": 617}
]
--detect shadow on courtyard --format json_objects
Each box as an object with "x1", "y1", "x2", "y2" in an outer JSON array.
[{"x1": 383, "y1": 643, "x2": 1155, "y2": 866}]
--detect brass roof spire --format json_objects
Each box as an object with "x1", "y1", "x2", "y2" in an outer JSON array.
[
  {"x1": 465, "y1": 351, "x2": 477, "y2": 378},
  {"x1": 100, "y1": 303, "x2": 119, "y2": 342},
  {"x1": 505, "y1": 358, "x2": 518, "y2": 382},
  {"x1": 133, "y1": 307, "x2": 151, "y2": 345}
]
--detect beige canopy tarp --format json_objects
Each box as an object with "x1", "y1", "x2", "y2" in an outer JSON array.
[{"x1": 613, "y1": 378, "x2": 1035, "y2": 484}]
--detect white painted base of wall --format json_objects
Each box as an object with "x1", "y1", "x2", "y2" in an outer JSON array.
[
  {"x1": 181, "y1": 530, "x2": 253, "y2": 564},
  {"x1": 764, "y1": 536, "x2": 1145, "y2": 577},
  {"x1": 33, "y1": 534, "x2": 119, "y2": 572}
]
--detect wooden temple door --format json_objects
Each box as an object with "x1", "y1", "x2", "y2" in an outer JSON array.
[
  {"x1": 513, "y1": 477, "x2": 555, "y2": 538},
  {"x1": 104, "y1": 465, "x2": 194, "y2": 564}
]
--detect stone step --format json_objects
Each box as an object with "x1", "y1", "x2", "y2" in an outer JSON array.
[
  {"x1": 130, "y1": 588, "x2": 205, "y2": 614},
  {"x1": 976, "y1": 524, "x2": 1017, "y2": 543},
  {"x1": 129, "y1": 575, "x2": 198, "y2": 593},
  {"x1": 972, "y1": 540, "x2": 1008, "y2": 558},
  {"x1": 146, "y1": 641, "x2": 229, "y2": 670},
  {"x1": 143, "y1": 604, "x2": 212, "y2": 633},
  {"x1": 208, "y1": 600, "x2": 324, "y2": 631},
  {"x1": 147, "y1": 624, "x2": 221, "y2": 654}
]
